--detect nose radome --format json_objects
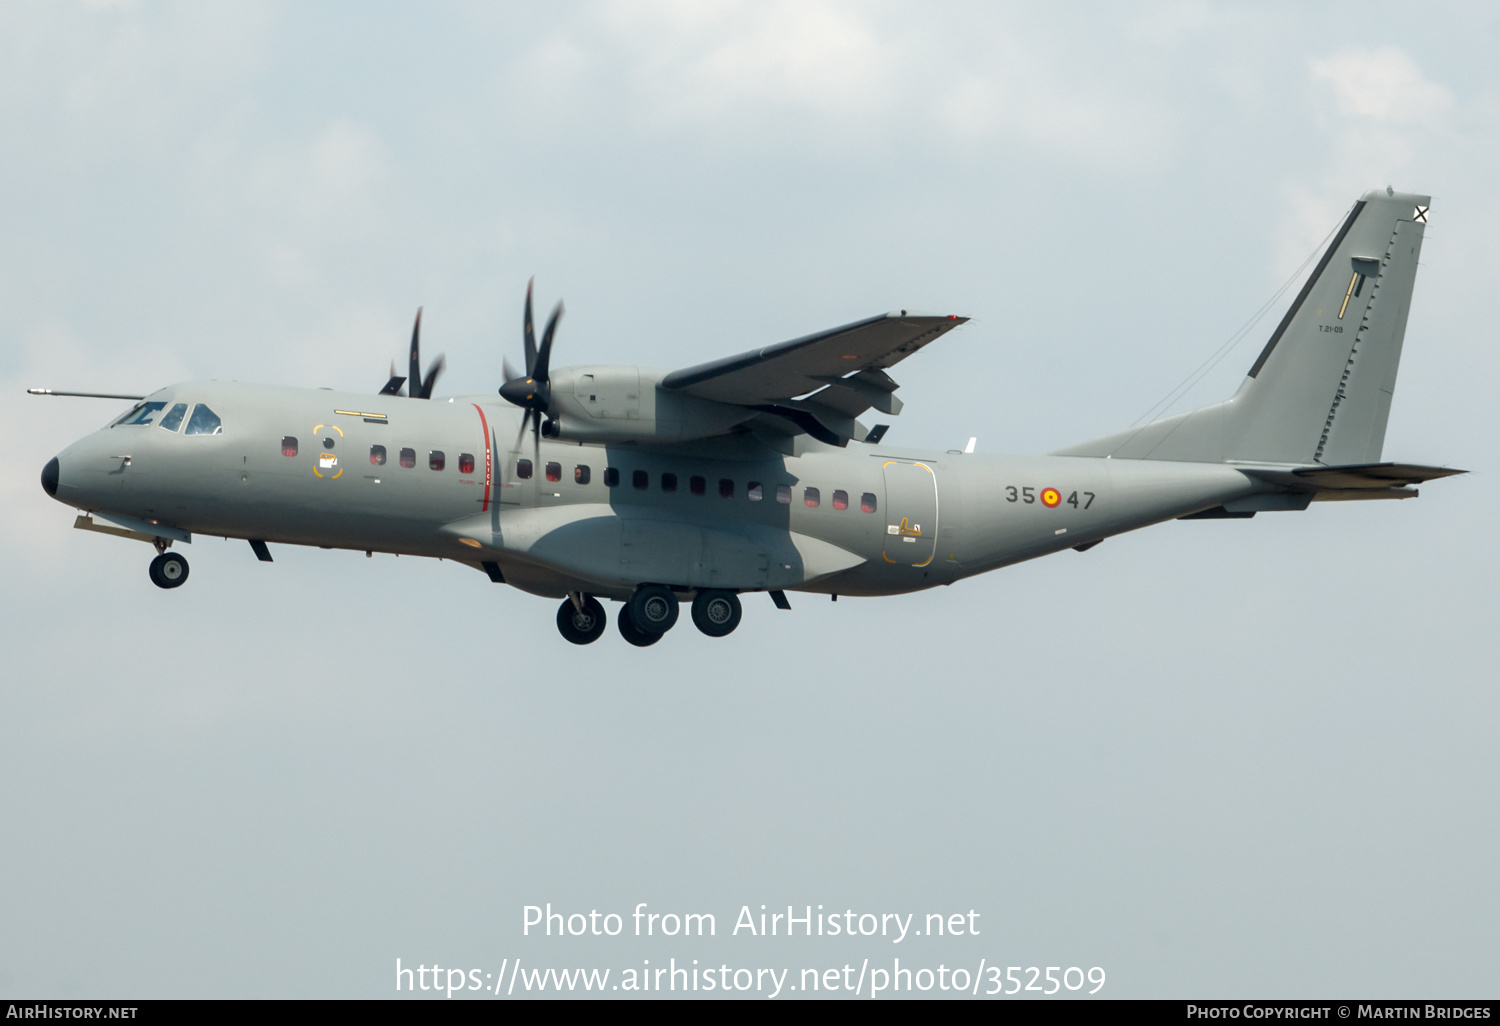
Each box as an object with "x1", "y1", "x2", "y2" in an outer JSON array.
[{"x1": 41, "y1": 457, "x2": 59, "y2": 498}]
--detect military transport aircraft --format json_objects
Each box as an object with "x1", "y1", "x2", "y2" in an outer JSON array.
[{"x1": 34, "y1": 188, "x2": 1462, "y2": 646}]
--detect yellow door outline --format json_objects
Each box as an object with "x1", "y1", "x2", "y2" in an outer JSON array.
[
  {"x1": 312, "y1": 423, "x2": 344, "y2": 478},
  {"x1": 880, "y1": 460, "x2": 938, "y2": 567}
]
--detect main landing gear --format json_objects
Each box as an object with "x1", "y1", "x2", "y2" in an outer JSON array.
[
  {"x1": 690, "y1": 589, "x2": 741, "y2": 638},
  {"x1": 148, "y1": 551, "x2": 189, "y2": 589},
  {"x1": 617, "y1": 606, "x2": 661, "y2": 647},
  {"x1": 617, "y1": 584, "x2": 676, "y2": 647},
  {"x1": 612, "y1": 585, "x2": 744, "y2": 646},
  {"x1": 553, "y1": 586, "x2": 748, "y2": 646},
  {"x1": 556, "y1": 595, "x2": 608, "y2": 645}
]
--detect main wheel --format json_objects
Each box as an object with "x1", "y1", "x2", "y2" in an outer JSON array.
[
  {"x1": 691, "y1": 589, "x2": 742, "y2": 637},
  {"x1": 148, "y1": 552, "x2": 189, "y2": 589},
  {"x1": 627, "y1": 584, "x2": 679, "y2": 634},
  {"x1": 556, "y1": 596, "x2": 607, "y2": 645},
  {"x1": 617, "y1": 606, "x2": 661, "y2": 647}
]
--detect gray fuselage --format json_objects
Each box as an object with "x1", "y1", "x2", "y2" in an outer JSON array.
[{"x1": 46, "y1": 380, "x2": 1263, "y2": 601}]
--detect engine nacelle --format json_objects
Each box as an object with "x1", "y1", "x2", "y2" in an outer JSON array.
[{"x1": 541, "y1": 366, "x2": 754, "y2": 445}]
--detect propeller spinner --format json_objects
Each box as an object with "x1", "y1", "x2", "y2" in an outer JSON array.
[{"x1": 499, "y1": 279, "x2": 563, "y2": 440}]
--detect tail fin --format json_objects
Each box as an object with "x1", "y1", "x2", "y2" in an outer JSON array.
[{"x1": 1057, "y1": 189, "x2": 1430, "y2": 465}]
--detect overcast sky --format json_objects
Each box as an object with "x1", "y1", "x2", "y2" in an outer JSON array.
[{"x1": 2, "y1": 0, "x2": 1496, "y2": 999}]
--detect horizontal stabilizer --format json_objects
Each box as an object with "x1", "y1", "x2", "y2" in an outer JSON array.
[{"x1": 1245, "y1": 461, "x2": 1466, "y2": 490}]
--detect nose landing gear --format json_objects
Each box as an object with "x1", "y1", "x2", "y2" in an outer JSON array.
[
  {"x1": 148, "y1": 551, "x2": 189, "y2": 589},
  {"x1": 556, "y1": 595, "x2": 607, "y2": 645}
]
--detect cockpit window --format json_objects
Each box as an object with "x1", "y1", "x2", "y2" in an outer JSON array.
[
  {"x1": 114, "y1": 401, "x2": 166, "y2": 427},
  {"x1": 184, "y1": 404, "x2": 223, "y2": 436},
  {"x1": 158, "y1": 403, "x2": 188, "y2": 432}
]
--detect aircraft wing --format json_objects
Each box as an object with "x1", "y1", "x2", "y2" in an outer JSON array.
[{"x1": 660, "y1": 312, "x2": 967, "y2": 406}]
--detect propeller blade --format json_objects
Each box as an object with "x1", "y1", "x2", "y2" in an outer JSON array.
[
  {"x1": 533, "y1": 301, "x2": 563, "y2": 384},
  {"x1": 407, "y1": 307, "x2": 424, "y2": 399},
  {"x1": 378, "y1": 359, "x2": 406, "y2": 396},
  {"x1": 418, "y1": 354, "x2": 445, "y2": 400},
  {"x1": 502, "y1": 355, "x2": 520, "y2": 385},
  {"x1": 523, "y1": 279, "x2": 537, "y2": 377}
]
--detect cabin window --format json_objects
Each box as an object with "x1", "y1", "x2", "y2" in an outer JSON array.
[
  {"x1": 633, "y1": 470, "x2": 648, "y2": 490},
  {"x1": 458, "y1": 453, "x2": 475, "y2": 474},
  {"x1": 542, "y1": 461, "x2": 559, "y2": 482},
  {"x1": 184, "y1": 404, "x2": 222, "y2": 436},
  {"x1": 747, "y1": 482, "x2": 763, "y2": 501},
  {"x1": 661, "y1": 472, "x2": 678, "y2": 493},
  {"x1": 429, "y1": 451, "x2": 445, "y2": 471},
  {"x1": 690, "y1": 475, "x2": 706, "y2": 496},
  {"x1": 803, "y1": 487, "x2": 820, "y2": 507},
  {"x1": 158, "y1": 403, "x2": 188, "y2": 432},
  {"x1": 281, "y1": 436, "x2": 298, "y2": 457},
  {"x1": 516, "y1": 458, "x2": 533, "y2": 479},
  {"x1": 775, "y1": 484, "x2": 791, "y2": 504},
  {"x1": 575, "y1": 465, "x2": 591, "y2": 485},
  {"x1": 370, "y1": 445, "x2": 387, "y2": 466},
  {"x1": 832, "y1": 489, "x2": 849, "y2": 510},
  {"x1": 115, "y1": 401, "x2": 166, "y2": 427},
  {"x1": 719, "y1": 478, "x2": 734, "y2": 498},
  {"x1": 603, "y1": 467, "x2": 619, "y2": 487},
  {"x1": 400, "y1": 448, "x2": 416, "y2": 469},
  {"x1": 861, "y1": 492, "x2": 878, "y2": 513}
]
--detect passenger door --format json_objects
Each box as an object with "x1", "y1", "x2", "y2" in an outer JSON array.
[{"x1": 880, "y1": 460, "x2": 938, "y2": 567}]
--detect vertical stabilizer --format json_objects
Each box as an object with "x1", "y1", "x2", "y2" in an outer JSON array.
[{"x1": 1056, "y1": 190, "x2": 1429, "y2": 465}]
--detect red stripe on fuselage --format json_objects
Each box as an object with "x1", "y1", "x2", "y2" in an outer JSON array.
[{"x1": 473, "y1": 403, "x2": 493, "y2": 512}]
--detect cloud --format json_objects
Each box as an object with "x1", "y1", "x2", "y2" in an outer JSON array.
[
  {"x1": 602, "y1": 0, "x2": 891, "y2": 120},
  {"x1": 504, "y1": 1, "x2": 1173, "y2": 168},
  {"x1": 1310, "y1": 46, "x2": 1453, "y2": 124}
]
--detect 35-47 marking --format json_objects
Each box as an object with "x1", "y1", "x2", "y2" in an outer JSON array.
[{"x1": 1005, "y1": 486, "x2": 1094, "y2": 509}]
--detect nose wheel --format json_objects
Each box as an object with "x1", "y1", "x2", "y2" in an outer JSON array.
[
  {"x1": 148, "y1": 552, "x2": 189, "y2": 589},
  {"x1": 556, "y1": 595, "x2": 607, "y2": 645}
]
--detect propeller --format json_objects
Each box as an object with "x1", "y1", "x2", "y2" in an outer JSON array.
[
  {"x1": 499, "y1": 279, "x2": 564, "y2": 445},
  {"x1": 407, "y1": 307, "x2": 445, "y2": 399},
  {"x1": 378, "y1": 358, "x2": 405, "y2": 396},
  {"x1": 377, "y1": 308, "x2": 443, "y2": 397}
]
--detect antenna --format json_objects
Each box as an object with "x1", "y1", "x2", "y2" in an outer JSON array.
[{"x1": 28, "y1": 389, "x2": 146, "y2": 400}]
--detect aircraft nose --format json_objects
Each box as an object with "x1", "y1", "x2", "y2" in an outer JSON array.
[{"x1": 41, "y1": 457, "x2": 59, "y2": 498}]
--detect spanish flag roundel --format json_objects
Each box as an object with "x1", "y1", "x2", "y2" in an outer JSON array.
[{"x1": 1041, "y1": 487, "x2": 1061, "y2": 508}]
